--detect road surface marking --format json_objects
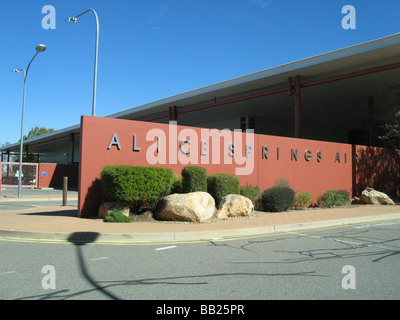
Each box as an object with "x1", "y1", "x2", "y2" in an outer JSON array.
[
  {"x1": 90, "y1": 257, "x2": 110, "y2": 261},
  {"x1": 155, "y1": 246, "x2": 177, "y2": 251},
  {"x1": 286, "y1": 231, "x2": 321, "y2": 239},
  {"x1": 334, "y1": 239, "x2": 363, "y2": 246}
]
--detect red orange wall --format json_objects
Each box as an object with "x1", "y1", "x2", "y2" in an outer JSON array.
[
  {"x1": 353, "y1": 145, "x2": 400, "y2": 197},
  {"x1": 38, "y1": 163, "x2": 79, "y2": 189},
  {"x1": 256, "y1": 135, "x2": 353, "y2": 203},
  {"x1": 79, "y1": 116, "x2": 370, "y2": 217}
]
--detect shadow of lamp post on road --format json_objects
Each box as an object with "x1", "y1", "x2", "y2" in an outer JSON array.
[{"x1": 67, "y1": 232, "x2": 121, "y2": 300}]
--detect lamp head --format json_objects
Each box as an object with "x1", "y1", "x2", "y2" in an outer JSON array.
[
  {"x1": 36, "y1": 44, "x2": 46, "y2": 53},
  {"x1": 65, "y1": 17, "x2": 77, "y2": 23}
]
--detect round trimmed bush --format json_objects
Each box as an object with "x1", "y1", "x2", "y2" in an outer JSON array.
[
  {"x1": 170, "y1": 174, "x2": 182, "y2": 194},
  {"x1": 207, "y1": 174, "x2": 240, "y2": 206},
  {"x1": 100, "y1": 165, "x2": 174, "y2": 213},
  {"x1": 181, "y1": 166, "x2": 207, "y2": 193},
  {"x1": 261, "y1": 187, "x2": 295, "y2": 212}
]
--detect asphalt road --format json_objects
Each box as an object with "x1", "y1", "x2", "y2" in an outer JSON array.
[
  {"x1": 0, "y1": 188, "x2": 78, "y2": 211},
  {"x1": 0, "y1": 200, "x2": 78, "y2": 211},
  {"x1": 1, "y1": 220, "x2": 400, "y2": 302}
]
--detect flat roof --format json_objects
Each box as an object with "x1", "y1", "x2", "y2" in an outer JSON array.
[{"x1": 2, "y1": 32, "x2": 400, "y2": 153}]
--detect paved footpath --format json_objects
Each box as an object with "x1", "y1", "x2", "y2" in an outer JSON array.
[{"x1": 1, "y1": 195, "x2": 400, "y2": 243}]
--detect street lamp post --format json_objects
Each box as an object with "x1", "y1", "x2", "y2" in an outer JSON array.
[
  {"x1": 66, "y1": 9, "x2": 99, "y2": 117},
  {"x1": 12, "y1": 44, "x2": 46, "y2": 198}
]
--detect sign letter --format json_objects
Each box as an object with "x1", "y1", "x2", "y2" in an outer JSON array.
[
  {"x1": 108, "y1": 133, "x2": 121, "y2": 150},
  {"x1": 146, "y1": 129, "x2": 166, "y2": 165},
  {"x1": 133, "y1": 135, "x2": 141, "y2": 152},
  {"x1": 262, "y1": 146, "x2": 269, "y2": 159},
  {"x1": 291, "y1": 149, "x2": 299, "y2": 161},
  {"x1": 305, "y1": 150, "x2": 312, "y2": 162},
  {"x1": 228, "y1": 144, "x2": 235, "y2": 157},
  {"x1": 317, "y1": 150, "x2": 322, "y2": 162},
  {"x1": 180, "y1": 140, "x2": 191, "y2": 155}
]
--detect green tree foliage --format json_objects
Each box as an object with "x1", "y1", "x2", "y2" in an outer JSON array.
[
  {"x1": 21, "y1": 126, "x2": 55, "y2": 142},
  {"x1": 379, "y1": 110, "x2": 400, "y2": 150}
]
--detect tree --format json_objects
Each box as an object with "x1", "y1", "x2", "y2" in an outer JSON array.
[
  {"x1": 379, "y1": 110, "x2": 400, "y2": 150},
  {"x1": 12, "y1": 126, "x2": 56, "y2": 162},
  {"x1": 19, "y1": 126, "x2": 55, "y2": 142}
]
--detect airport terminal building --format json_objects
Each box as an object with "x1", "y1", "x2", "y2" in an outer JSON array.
[{"x1": 2, "y1": 33, "x2": 400, "y2": 217}]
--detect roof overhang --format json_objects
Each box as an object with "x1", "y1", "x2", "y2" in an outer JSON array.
[
  {"x1": 107, "y1": 32, "x2": 400, "y2": 121},
  {"x1": 3, "y1": 32, "x2": 400, "y2": 154},
  {"x1": 1, "y1": 124, "x2": 81, "y2": 154}
]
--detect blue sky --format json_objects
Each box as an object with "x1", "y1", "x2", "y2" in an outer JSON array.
[{"x1": 1, "y1": 0, "x2": 400, "y2": 145}]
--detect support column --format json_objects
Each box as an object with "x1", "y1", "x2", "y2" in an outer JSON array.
[
  {"x1": 288, "y1": 77, "x2": 293, "y2": 96},
  {"x1": 294, "y1": 75, "x2": 301, "y2": 138},
  {"x1": 69, "y1": 133, "x2": 75, "y2": 164},
  {"x1": 368, "y1": 97, "x2": 375, "y2": 146},
  {"x1": 25, "y1": 145, "x2": 29, "y2": 163},
  {"x1": 168, "y1": 106, "x2": 178, "y2": 121}
]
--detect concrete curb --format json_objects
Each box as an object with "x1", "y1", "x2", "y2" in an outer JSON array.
[
  {"x1": 0, "y1": 197, "x2": 78, "y2": 202},
  {"x1": 1, "y1": 213, "x2": 400, "y2": 244}
]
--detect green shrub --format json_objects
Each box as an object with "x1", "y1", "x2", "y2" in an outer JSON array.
[
  {"x1": 171, "y1": 174, "x2": 182, "y2": 194},
  {"x1": 240, "y1": 184, "x2": 261, "y2": 205},
  {"x1": 100, "y1": 165, "x2": 174, "y2": 213},
  {"x1": 181, "y1": 166, "x2": 207, "y2": 193},
  {"x1": 105, "y1": 209, "x2": 131, "y2": 223},
  {"x1": 207, "y1": 174, "x2": 240, "y2": 206},
  {"x1": 261, "y1": 187, "x2": 295, "y2": 212},
  {"x1": 336, "y1": 190, "x2": 350, "y2": 202},
  {"x1": 317, "y1": 189, "x2": 348, "y2": 208},
  {"x1": 295, "y1": 191, "x2": 312, "y2": 208},
  {"x1": 272, "y1": 177, "x2": 291, "y2": 188}
]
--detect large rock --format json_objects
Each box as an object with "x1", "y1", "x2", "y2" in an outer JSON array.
[
  {"x1": 98, "y1": 202, "x2": 130, "y2": 219},
  {"x1": 155, "y1": 192, "x2": 216, "y2": 223},
  {"x1": 216, "y1": 194, "x2": 254, "y2": 220},
  {"x1": 360, "y1": 188, "x2": 395, "y2": 205}
]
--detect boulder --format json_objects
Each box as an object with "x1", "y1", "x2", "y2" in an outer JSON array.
[
  {"x1": 98, "y1": 202, "x2": 130, "y2": 219},
  {"x1": 351, "y1": 196, "x2": 362, "y2": 205},
  {"x1": 216, "y1": 194, "x2": 254, "y2": 220},
  {"x1": 155, "y1": 192, "x2": 216, "y2": 223},
  {"x1": 360, "y1": 188, "x2": 395, "y2": 205}
]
